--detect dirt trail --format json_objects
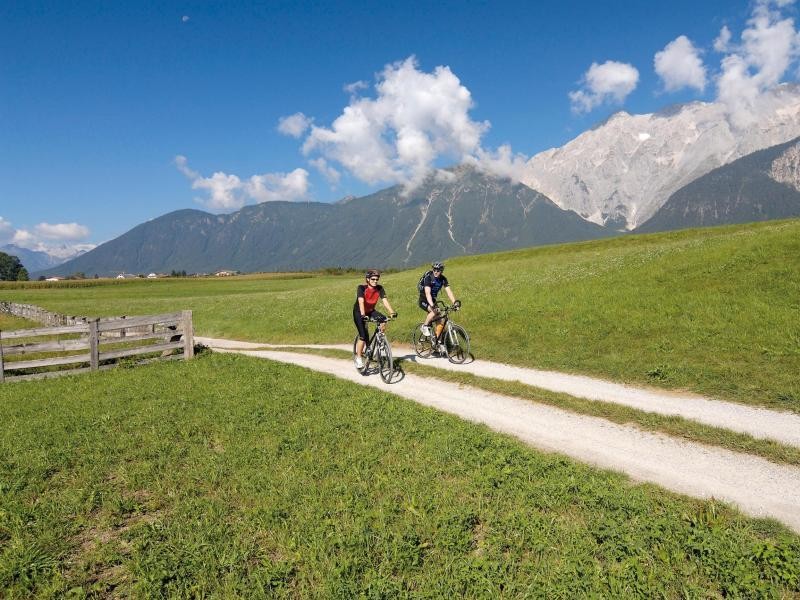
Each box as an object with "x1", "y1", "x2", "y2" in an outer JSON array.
[
  {"x1": 197, "y1": 337, "x2": 800, "y2": 448},
  {"x1": 208, "y1": 346, "x2": 800, "y2": 533}
]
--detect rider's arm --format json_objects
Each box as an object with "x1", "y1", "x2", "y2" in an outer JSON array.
[
  {"x1": 357, "y1": 297, "x2": 366, "y2": 317},
  {"x1": 444, "y1": 286, "x2": 456, "y2": 304},
  {"x1": 382, "y1": 297, "x2": 395, "y2": 314},
  {"x1": 425, "y1": 286, "x2": 435, "y2": 308}
]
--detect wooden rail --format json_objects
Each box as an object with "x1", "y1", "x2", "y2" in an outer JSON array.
[{"x1": 0, "y1": 310, "x2": 194, "y2": 383}]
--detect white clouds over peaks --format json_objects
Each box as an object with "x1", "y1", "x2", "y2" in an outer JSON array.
[
  {"x1": 715, "y1": 0, "x2": 800, "y2": 127},
  {"x1": 301, "y1": 56, "x2": 490, "y2": 189},
  {"x1": 569, "y1": 61, "x2": 640, "y2": 114},
  {"x1": 655, "y1": 36, "x2": 707, "y2": 92},
  {"x1": 175, "y1": 155, "x2": 309, "y2": 211},
  {"x1": 34, "y1": 222, "x2": 90, "y2": 241},
  {"x1": 0, "y1": 216, "x2": 93, "y2": 256}
]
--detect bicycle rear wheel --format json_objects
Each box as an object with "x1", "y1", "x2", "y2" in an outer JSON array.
[
  {"x1": 445, "y1": 324, "x2": 470, "y2": 364},
  {"x1": 377, "y1": 340, "x2": 394, "y2": 383},
  {"x1": 412, "y1": 323, "x2": 433, "y2": 358}
]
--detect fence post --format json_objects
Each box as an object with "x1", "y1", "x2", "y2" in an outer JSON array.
[
  {"x1": 182, "y1": 310, "x2": 194, "y2": 360},
  {"x1": 89, "y1": 318, "x2": 99, "y2": 370},
  {"x1": 0, "y1": 331, "x2": 4, "y2": 383}
]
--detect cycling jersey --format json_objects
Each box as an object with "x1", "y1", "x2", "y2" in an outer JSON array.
[
  {"x1": 355, "y1": 284, "x2": 385, "y2": 314},
  {"x1": 419, "y1": 273, "x2": 448, "y2": 301}
]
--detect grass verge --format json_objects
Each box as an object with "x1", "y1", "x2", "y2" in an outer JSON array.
[{"x1": 1, "y1": 353, "x2": 798, "y2": 597}]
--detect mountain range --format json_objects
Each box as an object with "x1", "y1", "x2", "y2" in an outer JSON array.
[
  {"x1": 36, "y1": 87, "x2": 800, "y2": 277},
  {"x1": 637, "y1": 136, "x2": 800, "y2": 232},
  {"x1": 0, "y1": 244, "x2": 89, "y2": 273},
  {"x1": 37, "y1": 166, "x2": 613, "y2": 277},
  {"x1": 522, "y1": 84, "x2": 800, "y2": 229}
]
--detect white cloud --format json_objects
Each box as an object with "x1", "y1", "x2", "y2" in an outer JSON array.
[
  {"x1": 0, "y1": 216, "x2": 13, "y2": 244},
  {"x1": 0, "y1": 216, "x2": 94, "y2": 258},
  {"x1": 715, "y1": 0, "x2": 800, "y2": 127},
  {"x1": 569, "y1": 60, "x2": 640, "y2": 114},
  {"x1": 182, "y1": 15, "x2": 190, "y2": 23},
  {"x1": 34, "y1": 222, "x2": 91, "y2": 241},
  {"x1": 309, "y1": 157, "x2": 341, "y2": 185},
  {"x1": 277, "y1": 112, "x2": 312, "y2": 138},
  {"x1": 468, "y1": 145, "x2": 530, "y2": 181},
  {"x1": 714, "y1": 25, "x2": 733, "y2": 52},
  {"x1": 245, "y1": 169, "x2": 310, "y2": 203},
  {"x1": 301, "y1": 56, "x2": 490, "y2": 190},
  {"x1": 175, "y1": 155, "x2": 310, "y2": 210},
  {"x1": 654, "y1": 35, "x2": 707, "y2": 92},
  {"x1": 344, "y1": 80, "x2": 368, "y2": 95}
]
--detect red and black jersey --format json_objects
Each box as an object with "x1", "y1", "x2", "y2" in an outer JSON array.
[{"x1": 355, "y1": 284, "x2": 386, "y2": 314}]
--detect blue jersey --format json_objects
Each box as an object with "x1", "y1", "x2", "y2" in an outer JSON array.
[{"x1": 420, "y1": 272, "x2": 449, "y2": 300}]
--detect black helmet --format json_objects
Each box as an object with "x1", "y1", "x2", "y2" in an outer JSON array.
[
  {"x1": 365, "y1": 269, "x2": 381, "y2": 280},
  {"x1": 432, "y1": 262, "x2": 445, "y2": 271}
]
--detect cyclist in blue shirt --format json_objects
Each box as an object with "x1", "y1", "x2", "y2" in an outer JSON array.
[{"x1": 419, "y1": 261, "x2": 459, "y2": 337}]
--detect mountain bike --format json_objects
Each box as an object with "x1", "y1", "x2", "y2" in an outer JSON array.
[
  {"x1": 353, "y1": 315, "x2": 396, "y2": 383},
  {"x1": 411, "y1": 301, "x2": 470, "y2": 364}
]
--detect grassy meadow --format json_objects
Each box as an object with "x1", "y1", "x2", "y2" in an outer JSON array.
[
  {"x1": 2, "y1": 219, "x2": 798, "y2": 411},
  {"x1": 1, "y1": 353, "x2": 799, "y2": 597}
]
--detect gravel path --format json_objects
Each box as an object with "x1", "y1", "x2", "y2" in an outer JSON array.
[
  {"x1": 208, "y1": 346, "x2": 800, "y2": 532},
  {"x1": 197, "y1": 337, "x2": 800, "y2": 448}
]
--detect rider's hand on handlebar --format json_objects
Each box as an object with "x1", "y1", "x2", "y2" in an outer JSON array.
[
  {"x1": 361, "y1": 314, "x2": 369, "y2": 322},
  {"x1": 390, "y1": 312, "x2": 397, "y2": 319},
  {"x1": 453, "y1": 299, "x2": 461, "y2": 310}
]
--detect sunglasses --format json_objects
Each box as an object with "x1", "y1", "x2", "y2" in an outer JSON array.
[{"x1": 368, "y1": 277, "x2": 380, "y2": 281}]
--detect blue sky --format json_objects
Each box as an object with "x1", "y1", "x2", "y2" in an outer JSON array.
[{"x1": 2, "y1": 0, "x2": 796, "y2": 254}]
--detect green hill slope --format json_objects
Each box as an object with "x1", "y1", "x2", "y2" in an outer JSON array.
[{"x1": 4, "y1": 219, "x2": 799, "y2": 410}]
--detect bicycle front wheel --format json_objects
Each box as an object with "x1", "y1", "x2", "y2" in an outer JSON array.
[
  {"x1": 377, "y1": 340, "x2": 394, "y2": 383},
  {"x1": 445, "y1": 324, "x2": 470, "y2": 364},
  {"x1": 412, "y1": 323, "x2": 433, "y2": 358}
]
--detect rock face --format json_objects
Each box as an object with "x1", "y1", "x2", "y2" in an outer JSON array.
[
  {"x1": 636, "y1": 137, "x2": 800, "y2": 233},
  {"x1": 521, "y1": 85, "x2": 800, "y2": 230},
  {"x1": 39, "y1": 166, "x2": 614, "y2": 277}
]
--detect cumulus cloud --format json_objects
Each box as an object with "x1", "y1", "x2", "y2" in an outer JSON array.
[
  {"x1": 34, "y1": 222, "x2": 91, "y2": 241},
  {"x1": 569, "y1": 60, "x2": 640, "y2": 114},
  {"x1": 277, "y1": 112, "x2": 312, "y2": 138},
  {"x1": 714, "y1": 25, "x2": 733, "y2": 52},
  {"x1": 654, "y1": 35, "x2": 707, "y2": 92},
  {"x1": 301, "y1": 56, "x2": 490, "y2": 190},
  {"x1": 309, "y1": 157, "x2": 341, "y2": 185},
  {"x1": 715, "y1": 0, "x2": 800, "y2": 127},
  {"x1": 175, "y1": 155, "x2": 310, "y2": 210},
  {"x1": 344, "y1": 80, "x2": 368, "y2": 95},
  {"x1": 468, "y1": 145, "x2": 530, "y2": 182},
  {"x1": 0, "y1": 216, "x2": 94, "y2": 257}
]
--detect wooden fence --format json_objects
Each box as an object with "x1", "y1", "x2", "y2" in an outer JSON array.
[{"x1": 0, "y1": 310, "x2": 194, "y2": 383}]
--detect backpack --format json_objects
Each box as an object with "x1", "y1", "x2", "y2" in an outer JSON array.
[{"x1": 417, "y1": 270, "x2": 433, "y2": 294}]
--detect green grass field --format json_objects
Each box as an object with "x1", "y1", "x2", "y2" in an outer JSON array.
[
  {"x1": 3, "y1": 219, "x2": 798, "y2": 410},
  {"x1": 1, "y1": 354, "x2": 799, "y2": 598}
]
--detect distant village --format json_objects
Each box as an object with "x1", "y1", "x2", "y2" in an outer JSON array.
[{"x1": 40, "y1": 269, "x2": 240, "y2": 282}]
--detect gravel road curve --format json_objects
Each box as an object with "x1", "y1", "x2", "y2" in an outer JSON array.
[{"x1": 201, "y1": 339, "x2": 800, "y2": 533}]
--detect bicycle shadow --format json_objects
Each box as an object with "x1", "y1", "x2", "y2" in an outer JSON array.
[
  {"x1": 361, "y1": 362, "x2": 406, "y2": 384},
  {"x1": 395, "y1": 351, "x2": 476, "y2": 366}
]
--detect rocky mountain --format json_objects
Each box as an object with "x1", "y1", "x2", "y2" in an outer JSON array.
[
  {"x1": 636, "y1": 137, "x2": 800, "y2": 233},
  {"x1": 521, "y1": 84, "x2": 800, "y2": 230},
  {"x1": 37, "y1": 166, "x2": 614, "y2": 277},
  {"x1": 0, "y1": 244, "x2": 88, "y2": 273}
]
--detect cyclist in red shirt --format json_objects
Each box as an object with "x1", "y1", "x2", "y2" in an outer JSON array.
[{"x1": 354, "y1": 269, "x2": 397, "y2": 369}]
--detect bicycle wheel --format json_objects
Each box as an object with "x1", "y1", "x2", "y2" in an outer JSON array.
[
  {"x1": 412, "y1": 323, "x2": 433, "y2": 358},
  {"x1": 377, "y1": 339, "x2": 394, "y2": 383},
  {"x1": 445, "y1": 324, "x2": 470, "y2": 364}
]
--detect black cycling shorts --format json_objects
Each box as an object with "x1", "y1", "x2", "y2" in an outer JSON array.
[
  {"x1": 418, "y1": 299, "x2": 436, "y2": 312},
  {"x1": 353, "y1": 307, "x2": 386, "y2": 342}
]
